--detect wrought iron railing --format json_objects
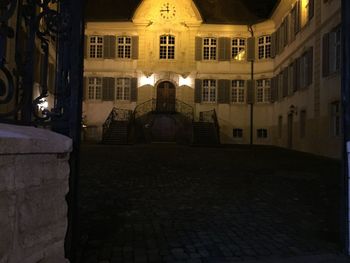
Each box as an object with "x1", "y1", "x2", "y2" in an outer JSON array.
[
  {"x1": 102, "y1": 108, "x2": 132, "y2": 137},
  {"x1": 133, "y1": 99, "x2": 156, "y2": 119},
  {"x1": 175, "y1": 99, "x2": 194, "y2": 120}
]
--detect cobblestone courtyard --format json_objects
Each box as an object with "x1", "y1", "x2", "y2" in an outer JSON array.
[{"x1": 77, "y1": 144, "x2": 348, "y2": 262}]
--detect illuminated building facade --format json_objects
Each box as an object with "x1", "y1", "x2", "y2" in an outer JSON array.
[{"x1": 83, "y1": 0, "x2": 342, "y2": 158}]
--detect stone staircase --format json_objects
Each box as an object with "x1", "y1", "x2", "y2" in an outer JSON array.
[
  {"x1": 102, "y1": 120, "x2": 129, "y2": 145},
  {"x1": 192, "y1": 121, "x2": 220, "y2": 145}
]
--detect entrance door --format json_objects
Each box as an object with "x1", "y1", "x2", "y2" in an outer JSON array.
[
  {"x1": 156, "y1": 81, "x2": 176, "y2": 113},
  {"x1": 287, "y1": 114, "x2": 293, "y2": 149}
]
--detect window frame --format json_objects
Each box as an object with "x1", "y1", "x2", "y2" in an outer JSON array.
[
  {"x1": 115, "y1": 78, "x2": 131, "y2": 101},
  {"x1": 203, "y1": 37, "x2": 217, "y2": 61},
  {"x1": 257, "y1": 128, "x2": 268, "y2": 139},
  {"x1": 88, "y1": 36, "x2": 104, "y2": 59},
  {"x1": 231, "y1": 80, "x2": 245, "y2": 104},
  {"x1": 202, "y1": 79, "x2": 217, "y2": 103},
  {"x1": 233, "y1": 128, "x2": 243, "y2": 139},
  {"x1": 258, "y1": 35, "x2": 271, "y2": 60},
  {"x1": 87, "y1": 77, "x2": 102, "y2": 100},
  {"x1": 159, "y1": 35, "x2": 175, "y2": 60},
  {"x1": 256, "y1": 79, "x2": 271, "y2": 103},
  {"x1": 231, "y1": 38, "x2": 246, "y2": 61},
  {"x1": 117, "y1": 36, "x2": 132, "y2": 59}
]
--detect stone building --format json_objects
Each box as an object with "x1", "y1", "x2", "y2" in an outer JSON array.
[{"x1": 83, "y1": 0, "x2": 342, "y2": 158}]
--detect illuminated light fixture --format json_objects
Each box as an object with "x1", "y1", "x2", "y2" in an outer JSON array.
[
  {"x1": 140, "y1": 73, "x2": 155, "y2": 86},
  {"x1": 179, "y1": 74, "x2": 192, "y2": 87},
  {"x1": 234, "y1": 50, "x2": 246, "y2": 61},
  {"x1": 38, "y1": 98, "x2": 48, "y2": 111}
]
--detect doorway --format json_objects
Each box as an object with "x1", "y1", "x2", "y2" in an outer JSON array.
[{"x1": 156, "y1": 81, "x2": 176, "y2": 113}]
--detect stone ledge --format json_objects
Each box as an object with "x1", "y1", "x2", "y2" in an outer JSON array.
[{"x1": 0, "y1": 124, "x2": 72, "y2": 155}]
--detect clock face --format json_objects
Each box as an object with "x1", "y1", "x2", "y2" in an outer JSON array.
[{"x1": 160, "y1": 3, "x2": 176, "y2": 20}]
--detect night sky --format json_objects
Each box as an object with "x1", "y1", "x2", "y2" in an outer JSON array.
[{"x1": 85, "y1": 0, "x2": 280, "y2": 24}]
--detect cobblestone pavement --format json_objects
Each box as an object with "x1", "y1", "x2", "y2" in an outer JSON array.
[{"x1": 77, "y1": 144, "x2": 348, "y2": 263}]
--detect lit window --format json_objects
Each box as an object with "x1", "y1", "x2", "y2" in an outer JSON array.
[
  {"x1": 331, "y1": 101, "x2": 342, "y2": 137},
  {"x1": 257, "y1": 128, "x2": 268, "y2": 139},
  {"x1": 160, "y1": 35, "x2": 175, "y2": 60},
  {"x1": 258, "y1": 35, "x2": 271, "y2": 59},
  {"x1": 89, "y1": 36, "x2": 103, "y2": 58},
  {"x1": 232, "y1": 38, "x2": 246, "y2": 61},
  {"x1": 116, "y1": 78, "x2": 131, "y2": 101},
  {"x1": 88, "y1": 77, "x2": 102, "y2": 100},
  {"x1": 256, "y1": 79, "x2": 271, "y2": 103},
  {"x1": 202, "y1": 80, "x2": 216, "y2": 102},
  {"x1": 231, "y1": 80, "x2": 245, "y2": 103},
  {"x1": 233, "y1": 128, "x2": 243, "y2": 138},
  {"x1": 203, "y1": 38, "x2": 217, "y2": 60},
  {"x1": 117, "y1": 36, "x2": 131, "y2": 59}
]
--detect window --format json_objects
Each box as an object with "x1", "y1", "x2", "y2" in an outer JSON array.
[
  {"x1": 88, "y1": 77, "x2": 102, "y2": 100},
  {"x1": 300, "y1": 110, "x2": 307, "y2": 138},
  {"x1": 258, "y1": 35, "x2": 271, "y2": 59},
  {"x1": 231, "y1": 80, "x2": 245, "y2": 103},
  {"x1": 202, "y1": 80, "x2": 216, "y2": 102},
  {"x1": 117, "y1": 36, "x2": 131, "y2": 59},
  {"x1": 89, "y1": 36, "x2": 103, "y2": 58},
  {"x1": 116, "y1": 78, "x2": 131, "y2": 101},
  {"x1": 329, "y1": 27, "x2": 341, "y2": 74},
  {"x1": 160, "y1": 35, "x2": 175, "y2": 59},
  {"x1": 233, "y1": 128, "x2": 243, "y2": 138},
  {"x1": 301, "y1": 0, "x2": 314, "y2": 27},
  {"x1": 331, "y1": 101, "x2": 342, "y2": 137},
  {"x1": 232, "y1": 38, "x2": 246, "y2": 61},
  {"x1": 256, "y1": 79, "x2": 271, "y2": 103},
  {"x1": 278, "y1": 116, "x2": 283, "y2": 138},
  {"x1": 203, "y1": 38, "x2": 217, "y2": 60},
  {"x1": 257, "y1": 129, "x2": 268, "y2": 138}
]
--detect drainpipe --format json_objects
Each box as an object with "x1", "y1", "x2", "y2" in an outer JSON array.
[
  {"x1": 248, "y1": 25, "x2": 254, "y2": 145},
  {"x1": 341, "y1": 0, "x2": 350, "y2": 255}
]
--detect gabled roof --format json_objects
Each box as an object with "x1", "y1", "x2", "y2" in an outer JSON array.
[{"x1": 85, "y1": 0, "x2": 279, "y2": 24}]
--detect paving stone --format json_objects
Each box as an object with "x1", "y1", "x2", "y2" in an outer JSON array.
[{"x1": 77, "y1": 144, "x2": 344, "y2": 263}]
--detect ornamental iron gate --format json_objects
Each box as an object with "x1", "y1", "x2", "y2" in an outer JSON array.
[{"x1": 0, "y1": 0, "x2": 84, "y2": 261}]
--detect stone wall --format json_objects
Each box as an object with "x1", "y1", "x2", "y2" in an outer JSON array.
[{"x1": 0, "y1": 124, "x2": 72, "y2": 263}]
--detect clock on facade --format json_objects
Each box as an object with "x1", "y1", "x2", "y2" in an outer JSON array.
[{"x1": 160, "y1": 2, "x2": 176, "y2": 19}]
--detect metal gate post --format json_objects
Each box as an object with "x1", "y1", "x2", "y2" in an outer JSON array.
[{"x1": 341, "y1": 0, "x2": 350, "y2": 255}]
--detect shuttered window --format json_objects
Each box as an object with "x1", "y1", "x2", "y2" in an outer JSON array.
[
  {"x1": 87, "y1": 77, "x2": 102, "y2": 100},
  {"x1": 258, "y1": 35, "x2": 271, "y2": 59},
  {"x1": 256, "y1": 79, "x2": 271, "y2": 103},
  {"x1": 202, "y1": 79, "x2": 216, "y2": 102},
  {"x1": 117, "y1": 36, "x2": 132, "y2": 59},
  {"x1": 160, "y1": 35, "x2": 175, "y2": 60},
  {"x1": 116, "y1": 78, "x2": 131, "y2": 101},
  {"x1": 323, "y1": 27, "x2": 341, "y2": 77},
  {"x1": 231, "y1": 80, "x2": 245, "y2": 103},
  {"x1": 232, "y1": 38, "x2": 246, "y2": 61},
  {"x1": 203, "y1": 38, "x2": 217, "y2": 60},
  {"x1": 89, "y1": 36, "x2": 103, "y2": 58}
]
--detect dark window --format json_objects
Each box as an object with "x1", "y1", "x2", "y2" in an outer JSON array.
[
  {"x1": 233, "y1": 128, "x2": 243, "y2": 138},
  {"x1": 257, "y1": 128, "x2": 268, "y2": 138}
]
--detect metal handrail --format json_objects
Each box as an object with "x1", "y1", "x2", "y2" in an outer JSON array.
[
  {"x1": 175, "y1": 99, "x2": 194, "y2": 120},
  {"x1": 196, "y1": 109, "x2": 220, "y2": 143},
  {"x1": 133, "y1": 99, "x2": 156, "y2": 119},
  {"x1": 102, "y1": 108, "x2": 132, "y2": 138}
]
